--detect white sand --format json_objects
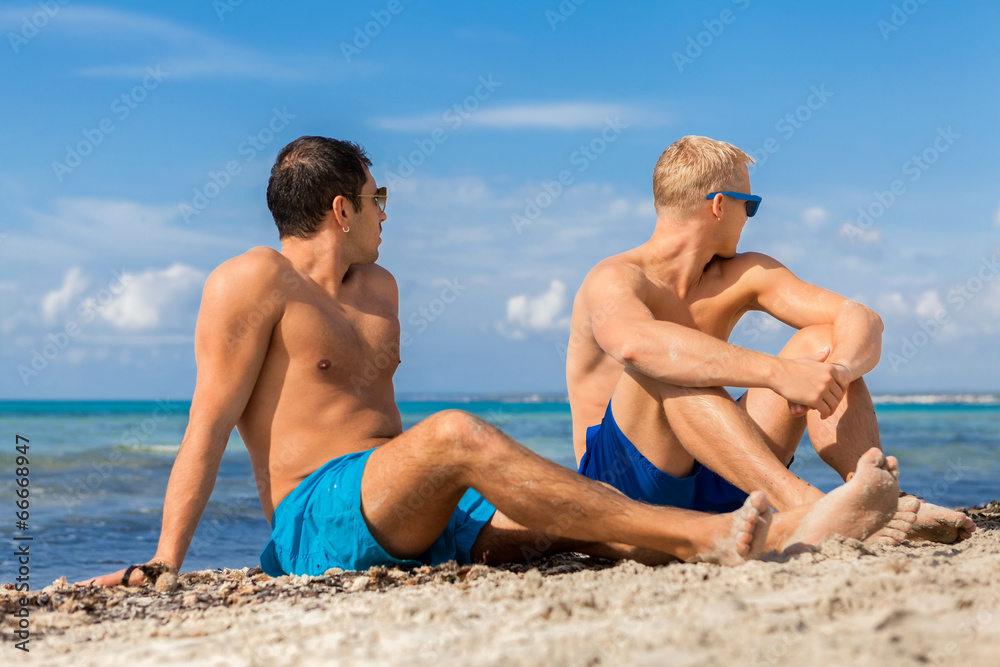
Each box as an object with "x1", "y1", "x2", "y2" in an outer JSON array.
[{"x1": 4, "y1": 503, "x2": 1000, "y2": 666}]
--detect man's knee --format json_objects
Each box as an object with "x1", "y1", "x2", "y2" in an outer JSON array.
[
  {"x1": 780, "y1": 324, "x2": 834, "y2": 358},
  {"x1": 426, "y1": 409, "x2": 494, "y2": 454}
]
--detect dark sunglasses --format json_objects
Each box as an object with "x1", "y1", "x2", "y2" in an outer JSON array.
[
  {"x1": 705, "y1": 191, "x2": 762, "y2": 217},
  {"x1": 355, "y1": 186, "x2": 388, "y2": 212}
]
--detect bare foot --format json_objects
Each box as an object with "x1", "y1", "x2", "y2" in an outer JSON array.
[
  {"x1": 865, "y1": 495, "x2": 921, "y2": 546},
  {"x1": 779, "y1": 448, "x2": 899, "y2": 553},
  {"x1": 904, "y1": 497, "x2": 977, "y2": 543},
  {"x1": 690, "y1": 491, "x2": 772, "y2": 566}
]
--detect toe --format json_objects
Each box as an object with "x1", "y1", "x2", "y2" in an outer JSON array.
[
  {"x1": 898, "y1": 496, "x2": 921, "y2": 513},
  {"x1": 748, "y1": 490, "x2": 769, "y2": 514},
  {"x1": 858, "y1": 447, "x2": 885, "y2": 469},
  {"x1": 884, "y1": 455, "x2": 900, "y2": 478}
]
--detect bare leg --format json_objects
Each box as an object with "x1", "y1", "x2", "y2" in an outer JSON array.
[
  {"x1": 743, "y1": 325, "x2": 936, "y2": 545},
  {"x1": 741, "y1": 325, "x2": 880, "y2": 480},
  {"x1": 744, "y1": 325, "x2": 976, "y2": 543},
  {"x1": 360, "y1": 410, "x2": 771, "y2": 567},
  {"x1": 610, "y1": 368, "x2": 822, "y2": 512},
  {"x1": 468, "y1": 509, "x2": 682, "y2": 566}
]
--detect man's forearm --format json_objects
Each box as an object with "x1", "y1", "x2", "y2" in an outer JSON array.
[
  {"x1": 621, "y1": 320, "x2": 783, "y2": 389},
  {"x1": 827, "y1": 303, "x2": 884, "y2": 379},
  {"x1": 151, "y1": 429, "x2": 228, "y2": 570}
]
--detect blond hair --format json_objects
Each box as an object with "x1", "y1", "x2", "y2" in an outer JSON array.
[{"x1": 652, "y1": 136, "x2": 754, "y2": 216}]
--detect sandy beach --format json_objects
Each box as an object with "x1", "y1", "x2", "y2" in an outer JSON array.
[{"x1": 2, "y1": 502, "x2": 998, "y2": 666}]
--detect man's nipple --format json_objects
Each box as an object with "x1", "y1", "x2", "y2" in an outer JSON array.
[{"x1": 317, "y1": 359, "x2": 332, "y2": 370}]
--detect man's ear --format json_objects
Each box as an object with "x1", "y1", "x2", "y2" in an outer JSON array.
[
  {"x1": 330, "y1": 194, "x2": 354, "y2": 227},
  {"x1": 708, "y1": 194, "x2": 725, "y2": 221}
]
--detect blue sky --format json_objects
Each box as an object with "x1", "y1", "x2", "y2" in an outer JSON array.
[{"x1": 2, "y1": 0, "x2": 999, "y2": 399}]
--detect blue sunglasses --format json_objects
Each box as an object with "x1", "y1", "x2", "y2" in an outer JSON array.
[{"x1": 705, "y1": 191, "x2": 762, "y2": 217}]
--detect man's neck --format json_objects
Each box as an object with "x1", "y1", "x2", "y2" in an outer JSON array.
[
  {"x1": 639, "y1": 215, "x2": 721, "y2": 298},
  {"x1": 280, "y1": 231, "x2": 356, "y2": 296}
]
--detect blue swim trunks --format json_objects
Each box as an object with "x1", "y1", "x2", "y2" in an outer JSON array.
[
  {"x1": 260, "y1": 448, "x2": 497, "y2": 576},
  {"x1": 578, "y1": 402, "x2": 750, "y2": 513}
]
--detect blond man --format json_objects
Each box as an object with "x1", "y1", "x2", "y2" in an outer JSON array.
[{"x1": 567, "y1": 135, "x2": 975, "y2": 548}]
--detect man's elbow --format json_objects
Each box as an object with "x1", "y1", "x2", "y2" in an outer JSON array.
[
  {"x1": 867, "y1": 308, "x2": 884, "y2": 336},
  {"x1": 617, "y1": 337, "x2": 643, "y2": 367},
  {"x1": 844, "y1": 301, "x2": 884, "y2": 336}
]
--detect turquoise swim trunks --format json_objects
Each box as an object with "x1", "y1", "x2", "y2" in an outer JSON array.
[{"x1": 260, "y1": 448, "x2": 497, "y2": 576}]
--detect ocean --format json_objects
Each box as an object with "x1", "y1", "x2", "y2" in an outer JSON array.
[{"x1": 1, "y1": 396, "x2": 998, "y2": 586}]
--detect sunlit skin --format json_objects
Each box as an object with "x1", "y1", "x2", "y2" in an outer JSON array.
[
  {"x1": 567, "y1": 162, "x2": 976, "y2": 547},
  {"x1": 77, "y1": 161, "x2": 788, "y2": 587}
]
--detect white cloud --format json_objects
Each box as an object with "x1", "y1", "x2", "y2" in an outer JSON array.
[
  {"x1": 25, "y1": 197, "x2": 244, "y2": 258},
  {"x1": 374, "y1": 102, "x2": 668, "y2": 132},
  {"x1": 838, "y1": 221, "x2": 881, "y2": 246},
  {"x1": 802, "y1": 206, "x2": 828, "y2": 228},
  {"x1": 498, "y1": 279, "x2": 572, "y2": 339},
  {"x1": 86, "y1": 264, "x2": 206, "y2": 331},
  {"x1": 0, "y1": 7, "x2": 324, "y2": 82},
  {"x1": 41, "y1": 267, "x2": 89, "y2": 324},
  {"x1": 914, "y1": 291, "x2": 946, "y2": 320},
  {"x1": 876, "y1": 292, "x2": 909, "y2": 317}
]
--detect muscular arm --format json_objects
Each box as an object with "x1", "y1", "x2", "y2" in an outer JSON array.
[
  {"x1": 80, "y1": 251, "x2": 285, "y2": 585},
  {"x1": 750, "y1": 253, "x2": 883, "y2": 381},
  {"x1": 585, "y1": 255, "x2": 883, "y2": 416},
  {"x1": 586, "y1": 262, "x2": 785, "y2": 389}
]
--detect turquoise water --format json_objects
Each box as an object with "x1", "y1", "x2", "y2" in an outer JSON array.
[{"x1": 1, "y1": 397, "x2": 998, "y2": 586}]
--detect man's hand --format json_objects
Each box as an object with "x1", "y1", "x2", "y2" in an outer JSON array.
[
  {"x1": 774, "y1": 348, "x2": 852, "y2": 418},
  {"x1": 74, "y1": 560, "x2": 174, "y2": 587}
]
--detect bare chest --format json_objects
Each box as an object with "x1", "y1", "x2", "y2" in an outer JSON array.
[{"x1": 278, "y1": 290, "x2": 401, "y2": 390}]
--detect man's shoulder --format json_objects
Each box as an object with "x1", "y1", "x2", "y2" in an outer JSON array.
[
  {"x1": 713, "y1": 252, "x2": 787, "y2": 280},
  {"x1": 213, "y1": 247, "x2": 290, "y2": 281},
  {"x1": 729, "y1": 251, "x2": 784, "y2": 269},
  {"x1": 585, "y1": 254, "x2": 648, "y2": 285},
  {"x1": 577, "y1": 255, "x2": 651, "y2": 310},
  {"x1": 351, "y1": 262, "x2": 396, "y2": 284},
  {"x1": 348, "y1": 263, "x2": 399, "y2": 308},
  {"x1": 206, "y1": 247, "x2": 299, "y2": 298}
]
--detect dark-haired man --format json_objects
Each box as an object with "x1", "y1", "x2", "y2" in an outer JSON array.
[{"x1": 82, "y1": 136, "x2": 902, "y2": 586}]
